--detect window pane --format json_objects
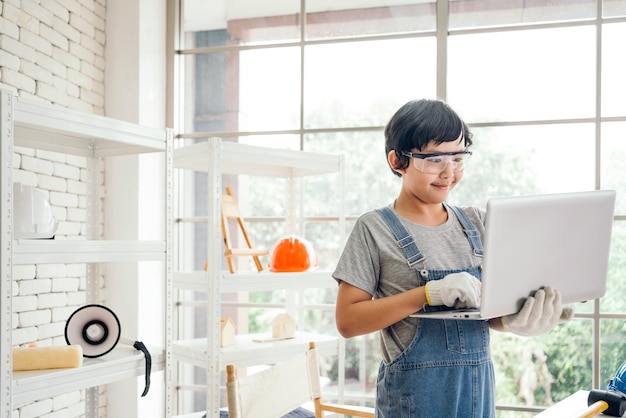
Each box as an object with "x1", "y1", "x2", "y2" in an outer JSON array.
[
  {"x1": 601, "y1": 122, "x2": 626, "y2": 215},
  {"x1": 601, "y1": 23, "x2": 626, "y2": 117},
  {"x1": 450, "y1": 0, "x2": 596, "y2": 29},
  {"x1": 448, "y1": 26, "x2": 596, "y2": 123},
  {"x1": 183, "y1": 51, "x2": 233, "y2": 134},
  {"x1": 600, "y1": 319, "x2": 626, "y2": 386},
  {"x1": 545, "y1": 320, "x2": 593, "y2": 402},
  {"x1": 183, "y1": 47, "x2": 301, "y2": 134},
  {"x1": 604, "y1": 0, "x2": 626, "y2": 18},
  {"x1": 304, "y1": 132, "x2": 400, "y2": 216},
  {"x1": 492, "y1": 319, "x2": 593, "y2": 407},
  {"x1": 304, "y1": 38, "x2": 436, "y2": 129},
  {"x1": 239, "y1": 47, "x2": 301, "y2": 131},
  {"x1": 182, "y1": 0, "x2": 300, "y2": 46},
  {"x1": 602, "y1": 222, "x2": 626, "y2": 313},
  {"x1": 450, "y1": 124, "x2": 596, "y2": 208},
  {"x1": 305, "y1": 2, "x2": 436, "y2": 40}
]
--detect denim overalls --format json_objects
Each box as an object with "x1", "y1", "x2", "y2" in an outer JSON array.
[{"x1": 374, "y1": 206, "x2": 495, "y2": 418}]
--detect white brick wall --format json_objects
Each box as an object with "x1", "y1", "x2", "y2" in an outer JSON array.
[
  {"x1": 2, "y1": 0, "x2": 108, "y2": 416},
  {"x1": 0, "y1": 0, "x2": 105, "y2": 114}
]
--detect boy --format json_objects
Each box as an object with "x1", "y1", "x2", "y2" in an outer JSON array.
[{"x1": 333, "y1": 99, "x2": 572, "y2": 417}]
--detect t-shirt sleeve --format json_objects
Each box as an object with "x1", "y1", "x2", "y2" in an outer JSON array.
[
  {"x1": 332, "y1": 213, "x2": 381, "y2": 297},
  {"x1": 465, "y1": 205, "x2": 486, "y2": 227}
]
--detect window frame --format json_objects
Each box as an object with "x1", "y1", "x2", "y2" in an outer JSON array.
[{"x1": 169, "y1": 0, "x2": 626, "y2": 414}]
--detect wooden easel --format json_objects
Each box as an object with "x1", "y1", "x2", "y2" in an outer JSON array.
[{"x1": 221, "y1": 187, "x2": 268, "y2": 273}]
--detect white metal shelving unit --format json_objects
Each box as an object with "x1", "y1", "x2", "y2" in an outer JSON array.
[
  {"x1": 170, "y1": 139, "x2": 345, "y2": 418},
  {"x1": 0, "y1": 90, "x2": 172, "y2": 417}
]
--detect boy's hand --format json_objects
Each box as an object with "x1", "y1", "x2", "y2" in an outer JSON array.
[
  {"x1": 425, "y1": 272, "x2": 481, "y2": 308},
  {"x1": 502, "y1": 286, "x2": 573, "y2": 336}
]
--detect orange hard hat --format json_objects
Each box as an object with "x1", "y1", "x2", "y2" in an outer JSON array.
[{"x1": 268, "y1": 236, "x2": 317, "y2": 272}]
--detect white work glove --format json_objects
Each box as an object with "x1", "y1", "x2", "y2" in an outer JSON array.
[
  {"x1": 502, "y1": 286, "x2": 574, "y2": 337},
  {"x1": 424, "y1": 272, "x2": 481, "y2": 308}
]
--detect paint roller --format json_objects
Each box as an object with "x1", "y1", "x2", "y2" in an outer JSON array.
[
  {"x1": 64, "y1": 304, "x2": 152, "y2": 396},
  {"x1": 12, "y1": 344, "x2": 84, "y2": 371}
]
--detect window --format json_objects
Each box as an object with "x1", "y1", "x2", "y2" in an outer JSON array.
[{"x1": 172, "y1": 0, "x2": 626, "y2": 415}]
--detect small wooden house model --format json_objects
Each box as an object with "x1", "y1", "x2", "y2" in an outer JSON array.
[{"x1": 271, "y1": 313, "x2": 296, "y2": 340}]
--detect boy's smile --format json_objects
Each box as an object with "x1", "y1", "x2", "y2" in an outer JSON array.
[
  {"x1": 389, "y1": 135, "x2": 467, "y2": 225},
  {"x1": 399, "y1": 134, "x2": 466, "y2": 204}
]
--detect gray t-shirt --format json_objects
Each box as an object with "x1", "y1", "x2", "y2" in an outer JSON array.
[{"x1": 332, "y1": 203, "x2": 486, "y2": 362}]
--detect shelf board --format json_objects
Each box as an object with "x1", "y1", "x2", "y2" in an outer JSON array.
[
  {"x1": 173, "y1": 270, "x2": 337, "y2": 292},
  {"x1": 173, "y1": 332, "x2": 338, "y2": 369},
  {"x1": 12, "y1": 344, "x2": 164, "y2": 407},
  {"x1": 13, "y1": 239, "x2": 166, "y2": 264},
  {"x1": 174, "y1": 141, "x2": 341, "y2": 177},
  {"x1": 13, "y1": 96, "x2": 167, "y2": 157}
]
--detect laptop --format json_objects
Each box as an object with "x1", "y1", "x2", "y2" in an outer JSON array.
[{"x1": 410, "y1": 190, "x2": 616, "y2": 320}]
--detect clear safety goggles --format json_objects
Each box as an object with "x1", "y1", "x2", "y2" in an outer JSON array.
[{"x1": 401, "y1": 150, "x2": 472, "y2": 174}]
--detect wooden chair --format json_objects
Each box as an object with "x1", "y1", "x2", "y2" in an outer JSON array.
[
  {"x1": 221, "y1": 186, "x2": 268, "y2": 273},
  {"x1": 226, "y1": 342, "x2": 375, "y2": 418}
]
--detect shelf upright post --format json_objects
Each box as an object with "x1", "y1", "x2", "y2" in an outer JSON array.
[
  {"x1": 85, "y1": 142, "x2": 102, "y2": 303},
  {"x1": 286, "y1": 169, "x2": 297, "y2": 236},
  {"x1": 164, "y1": 129, "x2": 174, "y2": 417},
  {"x1": 338, "y1": 154, "x2": 346, "y2": 248},
  {"x1": 84, "y1": 138, "x2": 102, "y2": 418},
  {"x1": 0, "y1": 90, "x2": 14, "y2": 418},
  {"x1": 337, "y1": 153, "x2": 347, "y2": 403},
  {"x1": 285, "y1": 169, "x2": 299, "y2": 328},
  {"x1": 206, "y1": 139, "x2": 223, "y2": 418}
]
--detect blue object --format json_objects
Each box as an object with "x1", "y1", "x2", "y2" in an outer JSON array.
[{"x1": 608, "y1": 361, "x2": 626, "y2": 395}]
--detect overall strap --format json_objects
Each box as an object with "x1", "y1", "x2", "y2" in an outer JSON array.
[
  {"x1": 449, "y1": 206, "x2": 484, "y2": 257},
  {"x1": 375, "y1": 207, "x2": 426, "y2": 269}
]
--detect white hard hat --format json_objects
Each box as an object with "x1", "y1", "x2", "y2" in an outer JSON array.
[{"x1": 13, "y1": 183, "x2": 58, "y2": 239}]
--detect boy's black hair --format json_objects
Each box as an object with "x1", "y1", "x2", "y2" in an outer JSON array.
[{"x1": 384, "y1": 99, "x2": 473, "y2": 177}]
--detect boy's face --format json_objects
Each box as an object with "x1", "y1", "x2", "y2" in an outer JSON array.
[{"x1": 392, "y1": 134, "x2": 466, "y2": 205}]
